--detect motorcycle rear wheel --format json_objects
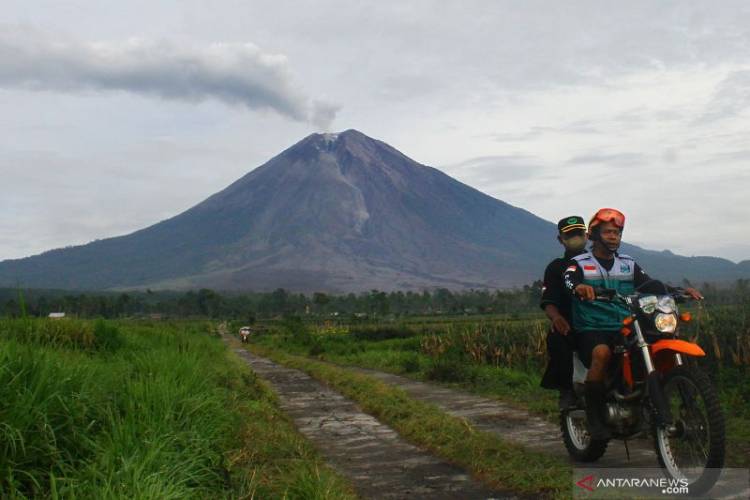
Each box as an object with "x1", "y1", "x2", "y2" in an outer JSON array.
[
  {"x1": 653, "y1": 365, "x2": 725, "y2": 495},
  {"x1": 561, "y1": 409, "x2": 609, "y2": 462}
]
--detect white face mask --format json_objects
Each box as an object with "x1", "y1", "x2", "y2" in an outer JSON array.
[{"x1": 563, "y1": 235, "x2": 587, "y2": 252}]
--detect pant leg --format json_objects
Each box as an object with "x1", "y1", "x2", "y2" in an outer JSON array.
[
  {"x1": 541, "y1": 328, "x2": 574, "y2": 390},
  {"x1": 576, "y1": 330, "x2": 618, "y2": 369}
]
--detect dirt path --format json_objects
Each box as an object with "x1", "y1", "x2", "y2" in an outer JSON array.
[
  {"x1": 346, "y1": 367, "x2": 655, "y2": 467},
  {"x1": 226, "y1": 339, "x2": 512, "y2": 499},
  {"x1": 346, "y1": 366, "x2": 749, "y2": 499}
]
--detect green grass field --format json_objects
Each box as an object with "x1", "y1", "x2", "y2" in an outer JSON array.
[{"x1": 0, "y1": 318, "x2": 354, "y2": 499}]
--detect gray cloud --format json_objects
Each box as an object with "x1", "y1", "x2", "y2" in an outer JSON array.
[
  {"x1": 698, "y1": 70, "x2": 750, "y2": 124},
  {"x1": 486, "y1": 120, "x2": 602, "y2": 143},
  {"x1": 0, "y1": 26, "x2": 339, "y2": 128},
  {"x1": 444, "y1": 154, "x2": 541, "y2": 180},
  {"x1": 700, "y1": 149, "x2": 750, "y2": 164},
  {"x1": 568, "y1": 152, "x2": 645, "y2": 166}
]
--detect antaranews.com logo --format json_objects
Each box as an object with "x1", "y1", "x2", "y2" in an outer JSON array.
[
  {"x1": 573, "y1": 467, "x2": 749, "y2": 499},
  {"x1": 576, "y1": 473, "x2": 689, "y2": 495}
]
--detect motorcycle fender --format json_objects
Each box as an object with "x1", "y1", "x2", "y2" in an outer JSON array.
[
  {"x1": 651, "y1": 339, "x2": 705, "y2": 373},
  {"x1": 651, "y1": 339, "x2": 706, "y2": 357}
]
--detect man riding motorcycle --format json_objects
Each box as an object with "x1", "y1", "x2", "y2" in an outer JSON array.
[
  {"x1": 539, "y1": 216, "x2": 588, "y2": 409},
  {"x1": 562, "y1": 208, "x2": 702, "y2": 439}
]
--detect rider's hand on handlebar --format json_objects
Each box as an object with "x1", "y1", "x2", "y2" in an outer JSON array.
[
  {"x1": 575, "y1": 284, "x2": 596, "y2": 301},
  {"x1": 684, "y1": 287, "x2": 704, "y2": 300}
]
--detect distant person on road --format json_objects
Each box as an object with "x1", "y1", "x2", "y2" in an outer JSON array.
[
  {"x1": 539, "y1": 215, "x2": 588, "y2": 410},
  {"x1": 563, "y1": 208, "x2": 703, "y2": 439}
]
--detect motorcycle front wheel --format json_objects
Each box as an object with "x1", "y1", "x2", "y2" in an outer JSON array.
[
  {"x1": 561, "y1": 409, "x2": 609, "y2": 462},
  {"x1": 653, "y1": 365, "x2": 725, "y2": 495}
]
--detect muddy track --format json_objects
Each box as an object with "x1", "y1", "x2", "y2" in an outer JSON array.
[{"x1": 226, "y1": 338, "x2": 512, "y2": 499}]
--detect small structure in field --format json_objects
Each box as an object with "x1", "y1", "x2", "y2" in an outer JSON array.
[{"x1": 48, "y1": 312, "x2": 66, "y2": 319}]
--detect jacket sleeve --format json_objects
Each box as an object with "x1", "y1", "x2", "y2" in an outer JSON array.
[
  {"x1": 540, "y1": 262, "x2": 564, "y2": 310},
  {"x1": 563, "y1": 261, "x2": 583, "y2": 296}
]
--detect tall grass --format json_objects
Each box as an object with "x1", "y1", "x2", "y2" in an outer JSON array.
[
  {"x1": 0, "y1": 318, "x2": 355, "y2": 499},
  {"x1": 0, "y1": 319, "x2": 237, "y2": 498}
]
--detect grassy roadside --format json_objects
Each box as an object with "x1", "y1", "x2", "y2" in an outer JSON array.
[
  {"x1": 246, "y1": 343, "x2": 572, "y2": 499},
  {"x1": 0, "y1": 318, "x2": 355, "y2": 499}
]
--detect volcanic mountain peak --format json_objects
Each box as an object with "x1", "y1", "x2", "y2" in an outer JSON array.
[
  {"x1": 1, "y1": 129, "x2": 748, "y2": 292},
  {"x1": 282, "y1": 129, "x2": 415, "y2": 172}
]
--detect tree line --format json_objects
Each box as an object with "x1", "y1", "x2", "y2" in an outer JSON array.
[
  {"x1": 0, "y1": 284, "x2": 546, "y2": 321},
  {"x1": 2, "y1": 279, "x2": 747, "y2": 321}
]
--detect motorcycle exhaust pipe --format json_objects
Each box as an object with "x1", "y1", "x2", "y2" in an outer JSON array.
[
  {"x1": 647, "y1": 371, "x2": 673, "y2": 427},
  {"x1": 613, "y1": 388, "x2": 642, "y2": 402}
]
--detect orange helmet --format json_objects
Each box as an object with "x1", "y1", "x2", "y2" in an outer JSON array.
[{"x1": 588, "y1": 208, "x2": 625, "y2": 232}]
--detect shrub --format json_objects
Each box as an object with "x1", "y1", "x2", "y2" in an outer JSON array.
[
  {"x1": 93, "y1": 319, "x2": 124, "y2": 352},
  {"x1": 401, "y1": 353, "x2": 421, "y2": 373},
  {"x1": 350, "y1": 326, "x2": 414, "y2": 341},
  {"x1": 308, "y1": 341, "x2": 326, "y2": 356},
  {"x1": 425, "y1": 355, "x2": 470, "y2": 382}
]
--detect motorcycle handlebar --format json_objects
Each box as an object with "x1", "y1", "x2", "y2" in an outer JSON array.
[
  {"x1": 673, "y1": 289, "x2": 695, "y2": 303},
  {"x1": 592, "y1": 287, "x2": 618, "y2": 302},
  {"x1": 593, "y1": 286, "x2": 695, "y2": 303},
  {"x1": 594, "y1": 286, "x2": 619, "y2": 302}
]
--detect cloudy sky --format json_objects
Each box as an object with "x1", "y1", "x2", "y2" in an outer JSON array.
[{"x1": 1, "y1": 1, "x2": 749, "y2": 262}]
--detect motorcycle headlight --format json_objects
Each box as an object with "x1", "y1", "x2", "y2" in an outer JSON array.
[
  {"x1": 638, "y1": 295, "x2": 658, "y2": 314},
  {"x1": 655, "y1": 313, "x2": 677, "y2": 333},
  {"x1": 657, "y1": 296, "x2": 676, "y2": 314}
]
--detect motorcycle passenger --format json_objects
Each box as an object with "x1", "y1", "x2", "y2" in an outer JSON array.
[
  {"x1": 540, "y1": 216, "x2": 588, "y2": 410},
  {"x1": 563, "y1": 208, "x2": 702, "y2": 439}
]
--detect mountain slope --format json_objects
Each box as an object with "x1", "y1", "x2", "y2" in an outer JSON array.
[{"x1": 1, "y1": 130, "x2": 747, "y2": 292}]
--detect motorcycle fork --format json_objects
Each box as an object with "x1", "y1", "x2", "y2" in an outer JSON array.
[{"x1": 633, "y1": 320, "x2": 673, "y2": 427}]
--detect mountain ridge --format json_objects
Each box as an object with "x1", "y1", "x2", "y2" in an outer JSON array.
[{"x1": 1, "y1": 129, "x2": 748, "y2": 292}]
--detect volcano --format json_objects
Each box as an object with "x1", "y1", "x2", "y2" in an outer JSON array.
[{"x1": 1, "y1": 129, "x2": 747, "y2": 292}]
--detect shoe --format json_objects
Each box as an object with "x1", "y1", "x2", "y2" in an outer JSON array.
[
  {"x1": 558, "y1": 389, "x2": 576, "y2": 411},
  {"x1": 584, "y1": 381, "x2": 612, "y2": 440}
]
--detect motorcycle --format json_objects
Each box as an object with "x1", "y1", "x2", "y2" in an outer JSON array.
[
  {"x1": 561, "y1": 285, "x2": 725, "y2": 495},
  {"x1": 239, "y1": 326, "x2": 251, "y2": 343}
]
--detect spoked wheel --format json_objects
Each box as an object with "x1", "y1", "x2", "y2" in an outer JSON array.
[
  {"x1": 561, "y1": 409, "x2": 608, "y2": 462},
  {"x1": 654, "y1": 366, "x2": 725, "y2": 495}
]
